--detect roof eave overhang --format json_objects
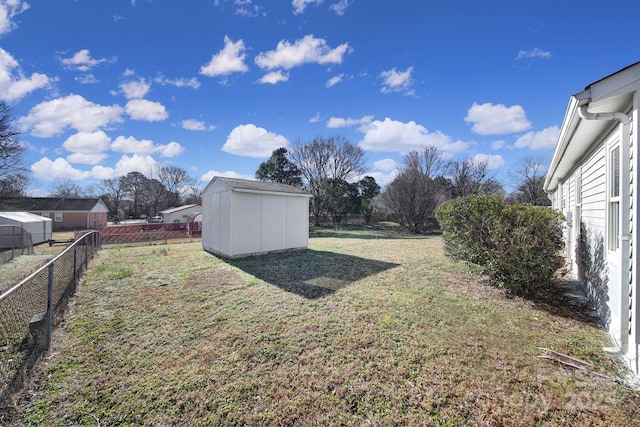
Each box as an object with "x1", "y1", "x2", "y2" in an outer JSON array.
[
  {"x1": 544, "y1": 64, "x2": 640, "y2": 193},
  {"x1": 543, "y1": 93, "x2": 588, "y2": 192}
]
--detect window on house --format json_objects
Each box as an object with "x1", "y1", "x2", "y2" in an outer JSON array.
[
  {"x1": 609, "y1": 145, "x2": 620, "y2": 251},
  {"x1": 54, "y1": 212, "x2": 63, "y2": 222}
]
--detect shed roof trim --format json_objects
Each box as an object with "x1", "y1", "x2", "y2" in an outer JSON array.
[{"x1": 207, "y1": 177, "x2": 311, "y2": 197}]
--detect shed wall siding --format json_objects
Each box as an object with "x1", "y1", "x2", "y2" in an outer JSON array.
[
  {"x1": 202, "y1": 178, "x2": 310, "y2": 258},
  {"x1": 286, "y1": 196, "x2": 309, "y2": 249},
  {"x1": 260, "y1": 195, "x2": 287, "y2": 252}
]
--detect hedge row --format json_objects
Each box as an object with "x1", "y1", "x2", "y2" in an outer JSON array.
[{"x1": 434, "y1": 194, "x2": 564, "y2": 296}]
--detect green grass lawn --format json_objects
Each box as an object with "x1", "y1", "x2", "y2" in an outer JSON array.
[{"x1": 6, "y1": 228, "x2": 640, "y2": 426}]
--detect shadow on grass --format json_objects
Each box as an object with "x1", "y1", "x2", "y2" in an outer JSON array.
[{"x1": 227, "y1": 249, "x2": 399, "y2": 299}]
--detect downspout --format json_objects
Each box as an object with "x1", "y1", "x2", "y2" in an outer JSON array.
[{"x1": 579, "y1": 104, "x2": 631, "y2": 352}]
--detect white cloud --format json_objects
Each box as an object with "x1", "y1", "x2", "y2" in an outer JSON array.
[
  {"x1": 111, "y1": 135, "x2": 184, "y2": 157},
  {"x1": 67, "y1": 152, "x2": 109, "y2": 165},
  {"x1": 0, "y1": 0, "x2": 30, "y2": 36},
  {"x1": 114, "y1": 154, "x2": 159, "y2": 178},
  {"x1": 309, "y1": 112, "x2": 321, "y2": 123},
  {"x1": 154, "y1": 74, "x2": 200, "y2": 89},
  {"x1": 75, "y1": 74, "x2": 98, "y2": 84},
  {"x1": 358, "y1": 117, "x2": 469, "y2": 153},
  {"x1": 158, "y1": 141, "x2": 184, "y2": 157},
  {"x1": 125, "y1": 99, "x2": 168, "y2": 121},
  {"x1": 90, "y1": 164, "x2": 116, "y2": 179},
  {"x1": 258, "y1": 70, "x2": 289, "y2": 84},
  {"x1": 516, "y1": 47, "x2": 552, "y2": 60},
  {"x1": 326, "y1": 74, "x2": 343, "y2": 88},
  {"x1": 327, "y1": 115, "x2": 373, "y2": 128},
  {"x1": 255, "y1": 35, "x2": 350, "y2": 70},
  {"x1": 0, "y1": 48, "x2": 53, "y2": 102},
  {"x1": 111, "y1": 135, "x2": 156, "y2": 155},
  {"x1": 200, "y1": 169, "x2": 255, "y2": 183},
  {"x1": 514, "y1": 126, "x2": 560, "y2": 150},
  {"x1": 465, "y1": 102, "x2": 531, "y2": 135},
  {"x1": 330, "y1": 0, "x2": 351, "y2": 15},
  {"x1": 491, "y1": 139, "x2": 506, "y2": 150},
  {"x1": 18, "y1": 94, "x2": 124, "y2": 137},
  {"x1": 292, "y1": 0, "x2": 322, "y2": 14},
  {"x1": 60, "y1": 49, "x2": 114, "y2": 72},
  {"x1": 362, "y1": 170, "x2": 396, "y2": 188},
  {"x1": 221, "y1": 124, "x2": 289, "y2": 157},
  {"x1": 62, "y1": 131, "x2": 111, "y2": 154},
  {"x1": 181, "y1": 119, "x2": 215, "y2": 131},
  {"x1": 373, "y1": 158, "x2": 400, "y2": 172},
  {"x1": 200, "y1": 36, "x2": 249, "y2": 77},
  {"x1": 472, "y1": 153, "x2": 504, "y2": 170},
  {"x1": 31, "y1": 157, "x2": 91, "y2": 181},
  {"x1": 380, "y1": 66, "x2": 414, "y2": 95},
  {"x1": 120, "y1": 78, "x2": 150, "y2": 99}
]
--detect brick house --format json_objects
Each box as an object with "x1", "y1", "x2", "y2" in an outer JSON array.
[{"x1": 0, "y1": 197, "x2": 109, "y2": 230}]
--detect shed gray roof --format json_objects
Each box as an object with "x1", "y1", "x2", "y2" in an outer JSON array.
[
  {"x1": 215, "y1": 177, "x2": 311, "y2": 196},
  {"x1": 160, "y1": 204, "x2": 200, "y2": 214},
  {"x1": 0, "y1": 197, "x2": 104, "y2": 212}
]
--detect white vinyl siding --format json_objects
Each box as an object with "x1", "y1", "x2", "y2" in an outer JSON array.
[{"x1": 580, "y1": 144, "x2": 607, "y2": 235}]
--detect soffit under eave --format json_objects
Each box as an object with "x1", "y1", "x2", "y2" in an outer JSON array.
[{"x1": 545, "y1": 92, "x2": 633, "y2": 192}]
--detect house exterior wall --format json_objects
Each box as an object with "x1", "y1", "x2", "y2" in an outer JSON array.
[
  {"x1": 549, "y1": 121, "x2": 637, "y2": 369},
  {"x1": 36, "y1": 211, "x2": 107, "y2": 230}
]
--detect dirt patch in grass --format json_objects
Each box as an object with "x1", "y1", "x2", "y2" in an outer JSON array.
[{"x1": 3, "y1": 234, "x2": 640, "y2": 426}]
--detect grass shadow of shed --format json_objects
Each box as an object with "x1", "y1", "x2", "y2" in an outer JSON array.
[{"x1": 226, "y1": 249, "x2": 399, "y2": 299}]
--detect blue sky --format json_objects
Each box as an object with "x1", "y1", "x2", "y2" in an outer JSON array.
[{"x1": 1, "y1": 0, "x2": 639, "y2": 195}]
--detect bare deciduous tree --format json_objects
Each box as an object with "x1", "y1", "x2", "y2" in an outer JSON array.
[
  {"x1": 380, "y1": 146, "x2": 449, "y2": 233},
  {"x1": 159, "y1": 165, "x2": 190, "y2": 207},
  {"x1": 0, "y1": 101, "x2": 28, "y2": 195},
  {"x1": 289, "y1": 135, "x2": 366, "y2": 225},
  {"x1": 100, "y1": 177, "x2": 126, "y2": 219},
  {"x1": 509, "y1": 156, "x2": 550, "y2": 205},
  {"x1": 49, "y1": 179, "x2": 85, "y2": 197},
  {"x1": 447, "y1": 158, "x2": 489, "y2": 198}
]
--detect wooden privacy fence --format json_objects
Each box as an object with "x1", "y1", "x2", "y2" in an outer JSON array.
[
  {"x1": 89, "y1": 222, "x2": 202, "y2": 244},
  {"x1": 0, "y1": 231, "x2": 101, "y2": 409}
]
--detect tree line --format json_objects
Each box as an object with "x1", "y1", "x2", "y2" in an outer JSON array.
[
  {"x1": 2, "y1": 99, "x2": 549, "y2": 227},
  {"x1": 256, "y1": 138, "x2": 550, "y2": 232}
]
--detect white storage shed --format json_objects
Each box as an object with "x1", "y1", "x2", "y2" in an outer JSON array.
[
  {"x1": 202, "y1": 177, "x2": 312, "y2": 258},
  {"x1": 160, "y1": 204, "x2": 201, "y2": 223},
  {"x1": 0, "y1": 211, "x2": 52, "y2": 245}
]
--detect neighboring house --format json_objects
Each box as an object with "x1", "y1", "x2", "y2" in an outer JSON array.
[
  {"x1": 202, "y1": 177, "x2": 312, "y2": 258},
  {"x1": 0, "y1": 212, "x2": 52, "y2": 245},
  {"x1": 160, "y1": 204, "x2": 201, "y2": 223},
  {"x1": 0, "y1": 197, "x2": 108, "y2": 230},
  {"x1": 544, "y1": 61, "x2": 640, "y2": 374}
]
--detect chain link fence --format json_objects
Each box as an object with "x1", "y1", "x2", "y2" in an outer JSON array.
[
  {"x1": 0, "y1": 231, "x2": 101, "y2": 409},
  {"x1": 0, "y1": 226, "x2": 35, "y2": 264}
]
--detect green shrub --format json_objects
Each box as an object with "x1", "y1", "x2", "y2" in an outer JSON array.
[{"x1": 435, "y1": 194, "x2": 564, "y2": 296}]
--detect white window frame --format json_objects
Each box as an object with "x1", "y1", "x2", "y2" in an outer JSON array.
[
  {"x1": 54, "y1": 212, "x2": 64, "y2": 223},
  {"x1": 575, "y1": 172, "x2": 582, "y2": 207},
  {"x1": 608, "y1": 142, "x2": 621, "y2": 251}
]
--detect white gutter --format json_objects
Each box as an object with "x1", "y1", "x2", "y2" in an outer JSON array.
[
  {"x1": 579, "y1": 103, "x2": 631, "y2": 351},
  {"x1": 578, "y1": 104, "x2": 630, "y2": 125}
]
